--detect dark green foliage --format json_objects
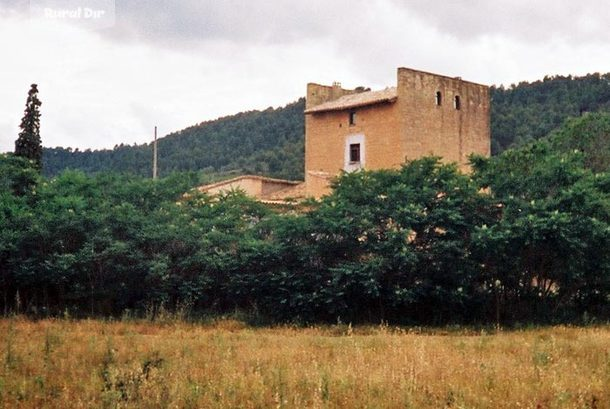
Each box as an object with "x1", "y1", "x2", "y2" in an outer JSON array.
[
  {"x1": 15, "y1": 84, "x2": 43, "y2": 172},
  {"x1": 0, "y1": 166, "x2": 203, "y2": 316},
  {"x1": 245, "y1": 158, "x2": 494, "y2": 324},
  {"x1": 472, "y1": 139, "x2": 610, "y2": 322},
  {"x1": 0, "y1": 154, "x2": 39, "y2": 196},
  {"x1": 548, "y1": 112, "x2": 610, "y2": 172},
  {"x1": 2, "y1": 112, "x2": 609, "y2": 324},
  {"x1": 491, "y1": 73, "x2": 610, "y2": 154},
  {"x1": 43, "y1": 99, "x2": 305, "y2": 180},
  {"x1": 0, "y1": 155, "x2": 38, "y2": 314}
]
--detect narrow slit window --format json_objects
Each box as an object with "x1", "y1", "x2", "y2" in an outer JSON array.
[
  {"x1": 454, "y1": 95, "x2": 461, "y2": 110},
  {"x1": 349, "y1": 111, "x2": 356, "y2": 126},
  {"x1": 349, "y1": 143, "x2": 361, "y2": 163},
  {"x1": 435, "y1": 91, "x2": 442, "y2": 106}
]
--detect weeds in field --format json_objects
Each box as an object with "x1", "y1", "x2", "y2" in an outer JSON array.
[
  {"x1": 3, "y1": 320, "x2": 16, "y2": 370},
  {"x1": 0, "y1": 318, "x2": 607, "y2": 408}
]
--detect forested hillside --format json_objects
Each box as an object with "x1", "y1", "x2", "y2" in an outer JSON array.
[
  {"x1": 43, "y1": 99, "x2": 306, "y2": 180},
  {"x1": 42, "y1": 73, "x2": 610, "y2": 177},
  {"x1": 491, "y1": 72, "x2": 610, "y2": 153}
]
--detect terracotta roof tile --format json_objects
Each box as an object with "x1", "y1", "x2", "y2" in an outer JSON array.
[{"x1": 305, "y1": 87, "x2": 397, "y2": 113}]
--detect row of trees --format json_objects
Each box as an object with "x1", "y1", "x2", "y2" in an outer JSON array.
[
  {"x1": 1, "y1": 113, "x2": 608, "y2": 324},
  {"x1": 3, "y1": 83, "x2": 608, "y2": 324}
]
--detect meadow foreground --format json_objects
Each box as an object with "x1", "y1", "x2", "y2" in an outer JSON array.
[{"x1": 0, "y1": 318, "x2": 608, "y2": 408}]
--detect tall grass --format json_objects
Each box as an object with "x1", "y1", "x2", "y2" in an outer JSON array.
[{"x1": 0, "y1": 318, "x2": 607, "y2": 408}]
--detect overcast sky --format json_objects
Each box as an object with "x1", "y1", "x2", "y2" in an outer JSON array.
[{"x1": 1, "y1": 0, "x2": 609, "y2": 152}]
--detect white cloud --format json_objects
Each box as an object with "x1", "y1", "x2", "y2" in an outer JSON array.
[{"x1": 0, "y1": 15, "x2": 347, "y2": 151}]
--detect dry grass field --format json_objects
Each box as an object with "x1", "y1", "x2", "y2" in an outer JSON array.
[{"x1": 0, "y1": 318, "x2": 608, "y2": 408}]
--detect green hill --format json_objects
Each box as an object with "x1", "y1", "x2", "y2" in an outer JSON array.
[
  {"x1": 43, "y1": 99, "x2": 306, "y2": 180},
  {"x1": 491, "y1": 72, "x2": 610, "y2": 153},
  {"x1": 42, "y1": 73, "x2": 610, "y2": 178}
]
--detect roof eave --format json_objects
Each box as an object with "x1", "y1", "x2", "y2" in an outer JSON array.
[{"x1": 304, "y1": 97, "x2": 397, "y2": 114}]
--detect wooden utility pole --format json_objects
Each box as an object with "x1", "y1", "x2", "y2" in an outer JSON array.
[{"x1": 153, "y1": 126, "x2": 158, "y2": 180}]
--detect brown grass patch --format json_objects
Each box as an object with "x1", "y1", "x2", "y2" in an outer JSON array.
[{"x1": 0, "y1": 318, "x2": 608, "y2": 408}]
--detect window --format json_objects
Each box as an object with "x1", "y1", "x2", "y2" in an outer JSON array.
[
  {"x1": 349, "y1": 110, "x2": 356, "y2": 126},
  {"x1": 344, "y1": 135, "x2": 364, "y2": 171},
  {"x1": 454, "y1": 95, "x2": 461, "y2": 110},
  {"x1": 349, "y1": 143, "x2": 361, "y2": 163},
  {"x1": 435, "y1": 91, "x2": 442, "y2": 106}
]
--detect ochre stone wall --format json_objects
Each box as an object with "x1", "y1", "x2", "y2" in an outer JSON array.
[
  {"x1": 306, "y1": 83, "x2": 358, "y2": 110},
  {"x1": 305, "y1": 103, "x2": 403, "y2": 197},
  {"x1": 199, "y1": 176, "x2": 303, "y2": 201},
  {"x1": 260, "y1": 180, "x2": 299, "y2": 197},
  {"x1": 203, "y1": 177, "x2": 264, "y2": 197},
  {"x1": 396, "y1": 68, "x2": 490, "y2": 170},
  {"x1": 304, "y1": 68, "x2": 490, "y2": 198}
]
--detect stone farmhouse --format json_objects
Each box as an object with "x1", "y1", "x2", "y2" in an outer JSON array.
[{"x1": 198, "y1": 67, "x2": 490, "y2": 201}]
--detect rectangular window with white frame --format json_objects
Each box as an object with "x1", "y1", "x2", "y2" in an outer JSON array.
[{"x1": 344, "y1": 134, "x2": 365, "y2": 172}]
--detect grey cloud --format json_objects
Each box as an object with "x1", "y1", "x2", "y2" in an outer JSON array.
[
  {"x1": 393, "y1": 0, "x2": 610, "y2": 44},
  {"x1": 0, "y1": 0, "x2": 28, "y2": 16},
  {"x1": 106, "y1": 0, "x2": 357, "y2": 46},
  {"x1": 99, "y1": 0, "x2": 610, "y2": 48},
  {"x1": 5, "y1": 0, "x2": 610, "y2": 46}
]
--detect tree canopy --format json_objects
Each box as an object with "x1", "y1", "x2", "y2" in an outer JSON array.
[
  {"x1": 2, "y1": 114, "x2": 608, "y2": 324},
  {"x1": 15, "y1": 84, "x2": 43, "y2": 172}
]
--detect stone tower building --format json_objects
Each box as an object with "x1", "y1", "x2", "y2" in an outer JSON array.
[
  {"x1": 304, "y1": 67, "x2": 490, "y2": 198},
  {"x1": 198, "y1": 67, "x2": 490, "y2": 202}
]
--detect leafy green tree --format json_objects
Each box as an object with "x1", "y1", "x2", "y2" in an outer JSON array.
[
  {"x1": 0, "y1": 181, "x2": 31, "y2": 313},
  {"x1": 548, "y1": 112, "x2": 610, "y2": 172},
  {"x1": 471, "y1": 141, "x2": 610, "y2": 322},
  {"x1": 313, "y1": 158, "x2": 493, "y2": 323},
  {"x1": 244, "y1": 158, "x2": 494, "y2": 324},
  {"x1": 15, "y1": 84, "x2": 43, "y2": 172},
  {"x1": 0, "y1": 154, "x2": 39, "y2": 197},
  {"x1": 2, "y1": 123, "x2": 608, "y2": 324},
  {"x1": 0, "y1": 155, "x2": 36, "y2": 313}
]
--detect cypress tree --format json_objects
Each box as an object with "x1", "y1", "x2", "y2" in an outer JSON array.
[{"x1": 15, "y1": 84, "x2": 42, "y2": 171}]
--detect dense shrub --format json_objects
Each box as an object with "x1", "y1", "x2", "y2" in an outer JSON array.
[{"x1": 1, "y1": 123, "x2": 608, "y2": 324}]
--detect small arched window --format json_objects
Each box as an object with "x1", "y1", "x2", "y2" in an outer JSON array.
[
  {"x1": 454, "y1": 95, "x2": 461, "y2": 110},
  {"x1": 435, "y1": 91, "x2": 442, "y2": 106}
]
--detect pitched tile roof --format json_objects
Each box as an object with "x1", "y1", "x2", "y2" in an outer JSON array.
[{"x1": 305, "y1": 87, "x2": 397, "y2": 114}]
